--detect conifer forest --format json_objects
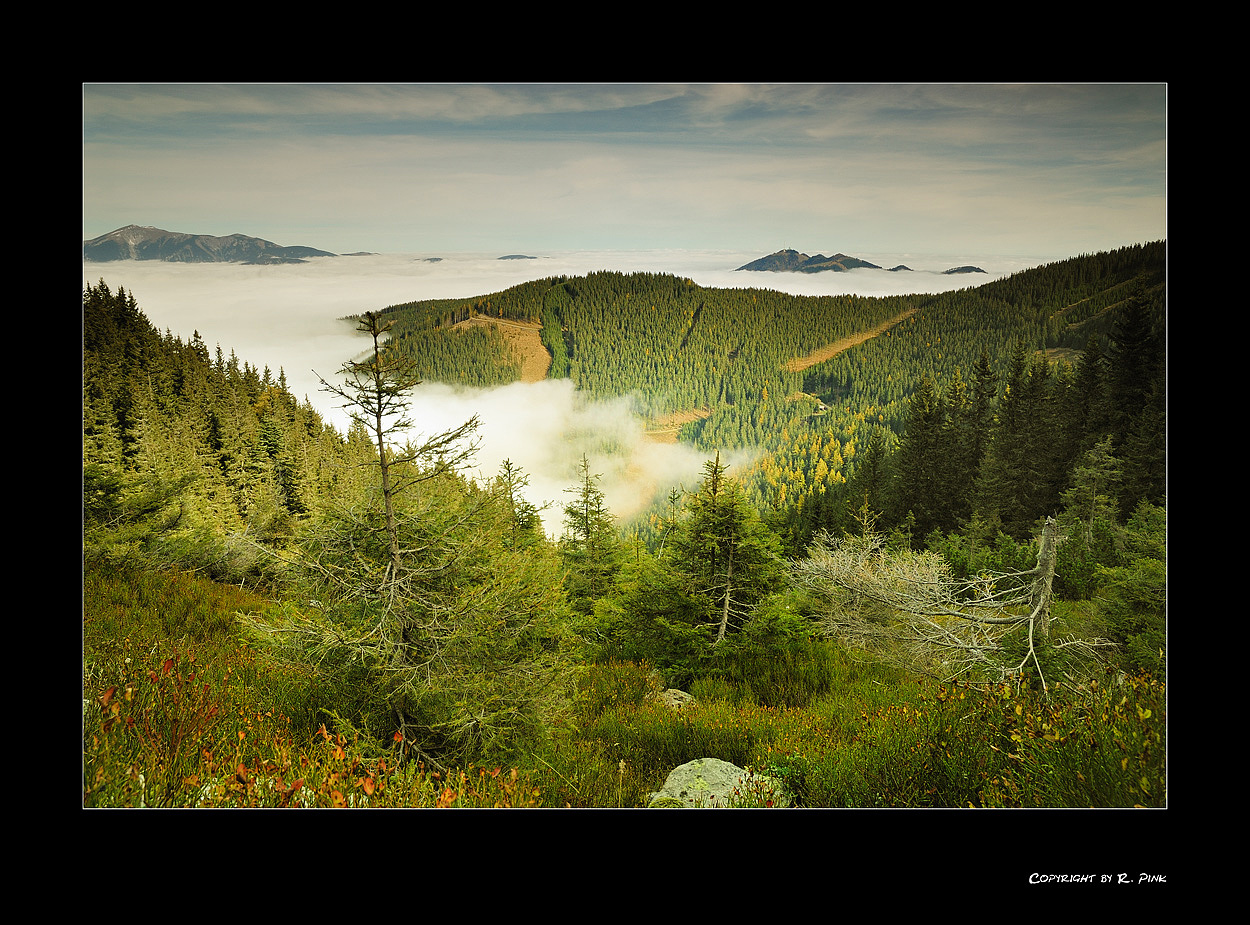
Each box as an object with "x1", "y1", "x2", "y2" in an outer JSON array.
[{"x1": 83, "y1": 241, "x2": 1166, "y2": 809}]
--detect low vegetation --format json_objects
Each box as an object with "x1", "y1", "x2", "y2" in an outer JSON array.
[{"x1": 83, "y1": 565, "x2": 1164, "y2": 808}]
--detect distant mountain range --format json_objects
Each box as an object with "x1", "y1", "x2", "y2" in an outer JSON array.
[
  {"x1": 737, "y1": 249, "x2": 985, "y2": 275},
  {"x1": 83, "y1": 225, "x2": 337, "y2": 264},
  {"x1": 81, "y1": 230, "x2": 990, "y2": 275}
]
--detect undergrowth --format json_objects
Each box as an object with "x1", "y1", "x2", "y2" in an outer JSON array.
[{"x1": 83, "y1": 562, "x2": 1165, "y2": 808}]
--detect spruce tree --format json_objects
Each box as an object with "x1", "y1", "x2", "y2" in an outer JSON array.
[
  {"x1": 974, "y1": 342, "x2": 1061, "y2": 539},
  {"x1": 666, "y1": 452, "x2": 783, "y2": 647},
  {"x1": 317, "y1": 310, "x2": 479, "y2": 584},
  {"x1": 558, "y1": 455, "x2": 622, "y2": 615},
  {"x1": 888, "y1": 375, "x2": 948, "y2": 541}
]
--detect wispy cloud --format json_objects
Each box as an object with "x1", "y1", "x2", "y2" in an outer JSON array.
[{"x1": 83, "y1": 83, "x2": 1166, "y2": 257}]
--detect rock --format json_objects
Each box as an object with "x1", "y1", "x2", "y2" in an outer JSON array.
[
  {"x1": 647, "y1": 688, "x2": 695, "y2": 711},
  {"x1": 646, "y1": 757, "x2": 791, "y2": 808}
]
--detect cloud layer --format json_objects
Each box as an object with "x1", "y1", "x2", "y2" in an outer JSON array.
[
  {"x1": 81, "y1": 247, "x2": 1094, "y2": 528},
  {"x1": 83, "y1": 84, "x2": 1167, "y2": 258},
  {"x1": 397, "y1": 378, "x2": 713, "y2": 530}
]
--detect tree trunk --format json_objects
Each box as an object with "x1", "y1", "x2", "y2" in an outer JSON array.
[
  {"x1": 365, "y1": 321, "x2": 402, "y2": 583},
  {"x1": 1029, "y1": 517, "x2": 1060, "y2": 643},
  {"x1": 715, "y1": 539, "x2": 734, "y2": 646}
]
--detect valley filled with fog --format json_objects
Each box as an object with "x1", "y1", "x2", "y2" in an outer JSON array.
[{"x1": 81, "y1": 249, "x2": 1052, "y2": 528}]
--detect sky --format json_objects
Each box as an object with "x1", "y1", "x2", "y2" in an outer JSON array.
[
  {"x1": 81, "y1": 82, "x2": 1167, "y2": 528},
  {"x1": 83, "y1": 83, "x2": 1167, "y2": 259}
]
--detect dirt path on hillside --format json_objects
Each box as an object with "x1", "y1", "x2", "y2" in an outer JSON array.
[
  {"x1": 452, "y1": 315, "x2": 551, "y2": 383},
  {"x1": 783, "y1": 307, "x2": 918, "y2": 373},
  {"x1": 643, "y1": 408, "x2": 712, "y2": 444}
]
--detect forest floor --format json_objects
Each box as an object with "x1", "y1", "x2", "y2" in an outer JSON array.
[
  {"x1": 452, "y1": 315, "x2": 551, "y2": 382},
  {"x1": 782, "y1": 307, "x2": 918, "y2": 373}
]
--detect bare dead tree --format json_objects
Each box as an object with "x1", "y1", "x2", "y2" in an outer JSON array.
[{"x1": 791, "y1": 517, "x2": 1114, "y2": 695}]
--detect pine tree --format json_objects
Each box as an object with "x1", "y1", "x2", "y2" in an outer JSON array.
[
  {"x1": 666, "y1": 452, "x2": 783, "y2": 647},
  {"x1": 888, "y1": 375, "x2": 948, "y2": 541},
  {"x1": 316, "y1": 310, "x2": 479, "y2": 584},
  {"x1": 1104, "y1": 296, "x2": 1166, "y2": 515},
  {"x1": 842, "y1": 425, "x2": 891, "y2": 533},
  {"x1": 494, "y1": 458, "x2": 545, "y2": 549},
  {"x1": 1105, "y1": 293, "x2": 1163, "y2": 455},
  {"x1": 268, "y1": 311, "x2": 577, "y2": 768},
  {"x1": 559, "y1": 455, "x2": 622, "y2": 615},
  {"x1": 975, "y1": 342, "x2": 1060, "y2": 539}
]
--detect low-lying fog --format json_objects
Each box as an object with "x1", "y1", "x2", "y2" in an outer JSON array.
[{"x1": 83, "y1": 248, "x2": 1051, "y2": 530}]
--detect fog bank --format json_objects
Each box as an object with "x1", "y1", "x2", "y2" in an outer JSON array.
[
  {"x1": 395, "y1": 378, "x2": 721, "y2": 530},
  {"x1": 83, "y1": 248, "x2": 1048, "y2": 524}
]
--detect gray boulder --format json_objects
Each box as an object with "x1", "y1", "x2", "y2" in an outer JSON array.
[
  {"x1": 647, "y1": 688, "x2": 695, "y2": 711},
  {"x1": 646, "y1": 757, "x2": 791, "y2": 808}
]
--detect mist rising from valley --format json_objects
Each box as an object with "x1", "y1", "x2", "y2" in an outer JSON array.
[{"x1": 82, "y1": 248, "x2": 1050, "y2": 527}]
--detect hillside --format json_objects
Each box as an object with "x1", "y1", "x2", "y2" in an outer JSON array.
[
  {"x1": 783, "y1": 308, "x2": 918, "y2": 372},
  {"x1": 451, "y1": 314, "x2": 551, "y2": 382},
  {"x1": 366, "y1": 241, "x2": 1164, "y2": 541}
]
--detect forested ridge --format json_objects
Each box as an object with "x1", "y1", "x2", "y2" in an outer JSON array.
[
  {"x1": 375, "y1": 241, "x2": 1165, "y2": 545},
  {"x1": 82, "y1": 239, "x2": 1166, "y2": 809}
]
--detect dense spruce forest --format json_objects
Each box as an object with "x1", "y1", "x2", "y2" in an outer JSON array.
[
  {"x1": 375, "y1": 241, "x2": 1165, "y2": 549},
  {"x1": 83, "y1": 241, "x2": 1166, "y2": 808}
]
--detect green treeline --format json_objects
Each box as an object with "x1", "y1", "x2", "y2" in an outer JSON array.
[
  {"x1": 792, "y1": 274, "x2": 1166, "y2": 551},
  {"x1": 83, "y1": 281, "x2": 374, "y2": 576}
]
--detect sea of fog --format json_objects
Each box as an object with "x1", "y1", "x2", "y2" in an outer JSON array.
[{"x1": 82, "y1": 249, "x2": 1054, "y2": 527}]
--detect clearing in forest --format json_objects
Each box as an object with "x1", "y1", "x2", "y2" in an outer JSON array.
[
  {"x1": 783, "y1": 307, "x2": 918, "y2": 373},
  {"x1": 644, "y1": 408, "x2": 713, "y2": 444},
  {"x1": 452, "y1": 315, "x2": 551, "y2": 383}
]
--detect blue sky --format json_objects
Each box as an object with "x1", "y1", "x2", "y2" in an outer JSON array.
[{"x1": 83, "y1": 83, "x2": 1166, "y2": 260}]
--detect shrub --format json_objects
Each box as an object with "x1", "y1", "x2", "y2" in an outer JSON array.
[
  {"x1": 84, "y1": 648, "x2": 235, "y2": 807},
  {"x1": 792, "y1": 688, "x2": 998, "y2": 807},
  {"x1": 573, "y1": 660, "x2": 658, "y2": 722},
  {"x1": 980, "y1": 671, "x2": 1166, "y2": 807},
  {"x1": 710, "y1": 638, "x2": 838, "y2": 709},
  {"x1": 1095, "y1": 502, "x2": 1166, "y2": 680}
]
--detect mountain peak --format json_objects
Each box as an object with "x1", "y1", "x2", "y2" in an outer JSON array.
[
  {"x1": 83, "y1": 225, "x2": 337, "y2": 264},
  {"x1": 737, "y1": 249, "x2": 882, "y2": 273}
]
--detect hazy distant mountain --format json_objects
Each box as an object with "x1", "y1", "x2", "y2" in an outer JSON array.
[
  {"x1": 499, "y1": 254, "x2": 539, "y2": 260},
  {"x1": 943, "y1": 265, "x2": 988, "y2": 274},
  {"x1": 82, "y1": 225, "x2": 337, "y2": 264},
  {"x1": 737, "y1": 249, "x2": 882, "y2": 273}
]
